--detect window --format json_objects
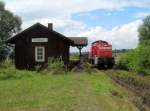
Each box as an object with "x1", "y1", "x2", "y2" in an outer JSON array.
[{"x1": 35, "y1": 46, "x2": 45, "y2": 62}]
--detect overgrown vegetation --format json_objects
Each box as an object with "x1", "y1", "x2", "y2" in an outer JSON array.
[
  {"x1": 105, "y1": 70, "x2": 150, "y2": 111},
  {"x1": 117, "y1": 15, "x2": 150, "y2": 74},
  {"x1": 0, "y1": 56, "x2": 96, "y2": 80},
  {"x1": 117, "y1": 42, "x2": 150, "y2": 74},
  {"x1": 0, "y1": 68, "x2": 36, "y2": 80},
  {"x1": 0, "y1": 60, "x2": 36, "y2": 80},
  {"x1": 138, "y1": 16, "x2": 150, "y2": 42},
  {"x1": 0, "y1": 1, "x2": 22, "y2": 62},
  {"x1": 41, "y1": 58, "x2": 67, "y2": 75}
]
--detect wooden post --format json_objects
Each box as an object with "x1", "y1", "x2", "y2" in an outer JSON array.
[
  {"x1": 79, "y1": 47, "x2": 82, "y2": 60},
  {"x1": 77, "y1": 46, "x2": 83, "y2": 62}
]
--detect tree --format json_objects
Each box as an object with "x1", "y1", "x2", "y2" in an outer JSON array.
[
  {"x1": 138, "y1": 15, "x2": 150, "y2": 43},
  {"x1": 118, "y1": 16, "x2": 150, "y2": 74},
  {"x1": 0, "y1": 1, "x2": 22, "y2": 62}
]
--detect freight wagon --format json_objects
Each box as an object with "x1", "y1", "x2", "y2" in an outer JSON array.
[{"x1": 89, "y1": 40, "x2": 115, "y2": 68}]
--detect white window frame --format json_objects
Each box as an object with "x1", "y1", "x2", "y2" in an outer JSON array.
[{"x1": 35, "y1": 46, "x2": 45, "y2": 62}]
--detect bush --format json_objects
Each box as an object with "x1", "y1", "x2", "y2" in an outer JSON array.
[
  {"x1": 117, "y1": 49, "x2": 139, "y2": 71},
  {"x1": 138, "y1": 42, "x2": 150, "y2": 70},
  {"x1": 117, "y1": 40, "x2": 150, "y2": 74}
]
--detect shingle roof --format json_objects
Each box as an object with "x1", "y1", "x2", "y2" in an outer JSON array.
[
  {"x1": 6, "y1": 23, "x2": 73, "y2": 44},
  {"x1": 68, "y1": 37, "x2": 88, "y2": 46}
]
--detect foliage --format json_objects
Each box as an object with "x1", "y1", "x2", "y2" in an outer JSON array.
[
  {"x1": 0, "y1": 1, "x2": 22, "y2": 62},
  {"x1": 117, "y1": 40, "x2": 150, "y2": 74},
  {"x1": 117, "y1": 15, "x2": 150, "y2": 73},
  {"x1": 0, "y1": 46, "x2": 9, "y2": 61},
  {"x1": 138, "y1": 15, "x2": 150, "y2": 43},
  {"x1": 137, "y1": 41, "x2": 150, "y2": 70},
  {"x1": 116, "y1": 49, "x2": 139, "y2": 71}
]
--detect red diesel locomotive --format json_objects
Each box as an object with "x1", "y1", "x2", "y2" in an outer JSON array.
[{"x1": 89, "y1": 40, "x2": 115, "y2": 68}]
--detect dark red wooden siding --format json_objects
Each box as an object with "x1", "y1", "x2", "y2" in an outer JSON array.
[{"x1": 14, "y1": 26, "x2": 70, "y2": 69}]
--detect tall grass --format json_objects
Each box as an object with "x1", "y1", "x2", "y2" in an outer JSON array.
[
  {"x1": 0, "y1": 57, "x2": 96, "y2": 80},
  {"x1": 0, "y1": 68, "x2": 37, "y2": 80},
  {"x1": 0, "y1": 59, "x2": 14, "y2": 68},
  {"x1": 41, "y1": 58, "x2": 67, "y2": 75},
  {"x1": 0, "y1": 59, "x2": 37, "y2": 80},
  {"x1": 41, "y1": 57, "x2": 97, "y2": 75},
  {"x1": 106, "y1": 70, "x2": 150, "y2": 111}
]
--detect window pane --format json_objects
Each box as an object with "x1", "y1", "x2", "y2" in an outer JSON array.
[{"x1": 36, "y1": 47, "x2": 45, "y2": 62}]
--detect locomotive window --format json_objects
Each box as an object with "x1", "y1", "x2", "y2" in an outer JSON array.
[{"x1": 35, "y1": 46, "x2": 45, "y2": 62}]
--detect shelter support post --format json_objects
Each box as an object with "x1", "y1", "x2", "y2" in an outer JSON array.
[{"x1": 77, "y1": 46, "x2": 83, "y2": 61}]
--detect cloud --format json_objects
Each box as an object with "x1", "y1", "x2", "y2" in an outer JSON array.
[
  {"x1": 4, "y1": 0, "x2": 149, "y2": 28},
  {"x1": 3, "y1": 0, "x2": 145, "y2": 51},
  {"x1": 135, "y1": 12, "x2": 150, "y2": 18},
  {"x1": 5, "y1": 0, "x2": 150, "y2": 20},
  {"x1": 77, "y1": 20, "x2": 143, "y2": 50}
]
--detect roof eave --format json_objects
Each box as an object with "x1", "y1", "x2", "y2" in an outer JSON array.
[{"x1": 6, "y1": 23, "x2": 75, "y2": 44}]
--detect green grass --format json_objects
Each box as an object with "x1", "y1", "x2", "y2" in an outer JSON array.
[
  {"x1": 0, "y1": 69, "x2": 138, "y2": 111},
  {"x1": 70, "y1": 54, "x2": 79, "y2": 61}
]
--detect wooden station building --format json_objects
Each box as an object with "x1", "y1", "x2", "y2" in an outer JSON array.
[{"x1": 6, "y1": 23, "x2": 87, "y2": 69}]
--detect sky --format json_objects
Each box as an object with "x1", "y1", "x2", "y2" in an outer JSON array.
[{"x1": 2, "y1": 0, "x2": 150, "y2": 52}]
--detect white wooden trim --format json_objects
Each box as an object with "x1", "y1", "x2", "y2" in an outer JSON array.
[
  {"x1": 35, "y1": 46, "x2": 45, "y2": 62},
  {"x1": 32, "y1": 38, "x2": 48, "y2": 42}
]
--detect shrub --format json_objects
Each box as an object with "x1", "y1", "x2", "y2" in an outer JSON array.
[
  {"x1": 117, "y1": 40, "x2": 150, "y2": 74},
  {"x1": 138, "y1": 42, "x2": 150, "y2": 70},
  {"x1": 117, "y1": 49, "x2": 139, "y2": 71}
]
